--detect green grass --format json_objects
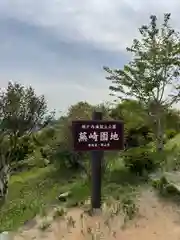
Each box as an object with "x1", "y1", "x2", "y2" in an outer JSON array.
[
  {"x1": 165, "y1": 133, "x2": 180, "y2": 150},
  {"x1": 0, "y1": 165, "x2": 90, "y2": 232},
  {"x1": 0, "y1": 157, "x2": 145, "y2": 233},
  {"x1": 10, "y1": 167, "x2": 50, "y2": 184}
]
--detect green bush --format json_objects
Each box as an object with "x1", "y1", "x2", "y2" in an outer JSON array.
[
  {"x1": 40, "y1": 145, "x2": 53, "y2": 159},
  {"x1": 152, "y1": 176, "x2": 180, "y2": 197},
  {"x1": 161, "y1": 147, "x2": 180, "y2": 171},
  {"x1": 123, "y1": 145, "x2": 180, "y2": 175},
  {"x1": 123, "y1": 146, "x2": 157, "y2": 175},
  {"x1": 166, "y1": 129, "x2": 177, "y2": 140},
  {"x1": 9, "y1": 135, "x2": 35, "y2": 163},
  {"x1": 125, "y1": 126, "x2": 152, "y2": 148},
  {"x1": 28, "y1": 150, "x2": 50, "y2": 168},
  {"x1": 53, "y1": 148, "x2": 83, "y2": 170}
]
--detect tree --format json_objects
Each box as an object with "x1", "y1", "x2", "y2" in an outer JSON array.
[
  {"x1": 104, "y1": 13, "x2": 180, "y2": 151},
  {"x1": 53, "y1": 102, "x2": 93, "y2": 172},
  {"x1": 110, "y1": 100, "x2": 153, "y2": 148},
  {"x1": 0, "y1": 81, "x2": 53, "y2": 204}
]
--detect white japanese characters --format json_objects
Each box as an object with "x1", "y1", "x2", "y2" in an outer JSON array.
[
  {"x1": 78, "y1": 129, "x2": 120, "y2": 148},
  {"x1": 89, "y1": 132, "x2": 98, "y2": 141},
  {"x1": 88, "y1": 143, "x2": 98, "y2": 147},
  {"x1": 110, "y1": 132, "x2": 119, "y2": 141},
  {"x1": 78, "y1": 132, "x2": 88, "y2": 142},
  {"x1": 100, "y1": 132, "x2": 108, "y2": 141},
  {"x1": 81, "y1": 123, "x2": 117, "y2": 130}
]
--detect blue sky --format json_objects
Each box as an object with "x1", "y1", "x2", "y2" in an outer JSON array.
[{"x1": 0, "y1": 0, "x2": 180, "y2": 114}]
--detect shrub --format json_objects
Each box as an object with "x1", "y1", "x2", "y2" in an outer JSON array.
[
  {"x1": 161, "y1": 147, "x2": 180, "y2": 171},
  {"x1": 166, "y1": 129, "x2": 177, "y2": 140},
  {"x1": 53, "y1": 148, "x2": 85, "y2": 170},
  {"x1": 40, "y1": 145, "x2": 53, "y2": 159},
  {"x1": 123, "y1": 146, "x2": 157, "y2": 175},
  {"x1": 152, "y1": 176, "x2": 180, "y2": 197},
  {"x1": 9, "y1": 135, "x2": 35, "y2": 163},
  {"x1": 26, "y1": 150, "x2": 49, "y2": 168}
]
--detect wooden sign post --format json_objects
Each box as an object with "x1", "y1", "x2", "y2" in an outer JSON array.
[
  {"x1": 91, "y1": 111, "x2": 103, "y2": 209},
  {"x1": 72, "y1": 111, "x2": 124, "y2": 211}
]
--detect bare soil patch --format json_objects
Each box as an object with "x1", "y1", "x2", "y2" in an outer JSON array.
[{"x1": 14, "y1": 190, "x2": 180, "y2": 240}]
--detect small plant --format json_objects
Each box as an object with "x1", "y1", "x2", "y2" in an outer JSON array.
[
  {"x1": 152, "y1": 175, "x2": 180, "y2": 199},
  {"x1": 53, "y1": 206, "x2": 67, "y2": 219},
  {"x1": 166, "y1": 129, "x2": 177, "y2": 140},
  {"x1": 121, "y1": 196, "x2": 138, "y2": 226},
  {"x1": 87, "y1": 226, "x2": 93, "y2": 234},
  {"x1": 66, "y1": 216, "x2": 76, "y2": 232},
  {"x1": 80, "y1": 212, "x2": 86, "y2": 235},
  {"x1": 39, "y1": 207, "x2": 47, "y2": 217},
  {"x1": 38, "y1": 218, "x2": 51, "y2": 231},
  {"x1": 85, "y1": 224, "x2": 103, "y2": 240}
]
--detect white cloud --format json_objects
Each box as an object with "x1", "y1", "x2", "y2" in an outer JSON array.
[
  {"x1": 1, "y1": 0, "x2": 180, "y2": 112},
  {"x1": 1, "y1": 0, "x2": 180, "y2": 51},
  {"x1": 0, "y1": 69, "x2": 111, "y2": 114}
]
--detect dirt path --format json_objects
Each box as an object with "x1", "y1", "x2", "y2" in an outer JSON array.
[
  {"x1": 14, "y1": 190, "x2": 180, "y2": 240},
  {"x1": 117, "y1": 190, "x2": 180, "y2": 240}
]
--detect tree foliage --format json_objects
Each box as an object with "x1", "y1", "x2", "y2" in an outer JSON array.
[
  {"x1": 0, "y1": 81, "x2": 53, "y2": 203},
  {"x1": 0, "y1": 82, "x2": 50, "y2": 135},
  {"x1": 104, "y1": 13, "x2": 180, "y2": 151},
  {"x1": 52, "y1": 102, "x2": 94, "y2": 171}
]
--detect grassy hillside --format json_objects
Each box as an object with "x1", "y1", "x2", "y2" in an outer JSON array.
[
  {"x1": 1, "y1": 134, "x2": 180, "y2": 232},
  {"x1": 0, "y1": 156, "x2": 144, "y2": 232},
  {"x1": 0, "y1": 166, "x2": 90, "y2": 232}
]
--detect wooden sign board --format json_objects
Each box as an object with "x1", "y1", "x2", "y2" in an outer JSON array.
[{"x1": 72, "y1": 120, "x2": 124, "y2": 151}]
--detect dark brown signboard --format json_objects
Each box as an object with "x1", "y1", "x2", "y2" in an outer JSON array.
[{"x1": 72, "y1": 120, "x2": 124, "y2": 151}]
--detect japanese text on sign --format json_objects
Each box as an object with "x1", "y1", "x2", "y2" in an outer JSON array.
[
  {"x1": 78, "y1": 131, "x2": 119, "y2": 142},
  {"x1": 81, "y1": 124, "x2": 117, "y2": 130}
]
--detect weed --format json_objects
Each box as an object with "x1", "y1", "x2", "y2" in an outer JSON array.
[
  {"x1": 38, "y1": 217, "x2": 51, "y2": 231},
  {"x1": 66, "y1": 216, "x2": 76, "y2": 232},
  {"x1": 53, "y1": 207, "x2": 67, "y2": 219},
  {"x1": 121, "y1": 197, "x2": 138, "y2": 221}
]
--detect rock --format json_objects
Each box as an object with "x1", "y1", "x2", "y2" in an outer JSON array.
[
  {"x1": 58, "y1": 191, "x2": 71, "y2": 201},
  {"x1": 151, "y1": 171, "x2": 180, "y2": 195},
  {"x1": 23, "y1": 219, "x2": 37, "y2": 230},
  {"x1": 0, "y1": 232, "x2": 13, "y2": 240},
  {"x1": 44, "y1": 159, "x2": 50, "y2": 166}
]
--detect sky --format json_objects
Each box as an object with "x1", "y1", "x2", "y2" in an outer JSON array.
[{"x1": 0, "y1": 0, "x2": 180, "y2": 115}]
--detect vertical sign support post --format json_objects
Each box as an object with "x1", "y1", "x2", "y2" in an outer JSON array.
[{"x1": 91, "y1": 111, "x2": 103, "y2": 210}]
